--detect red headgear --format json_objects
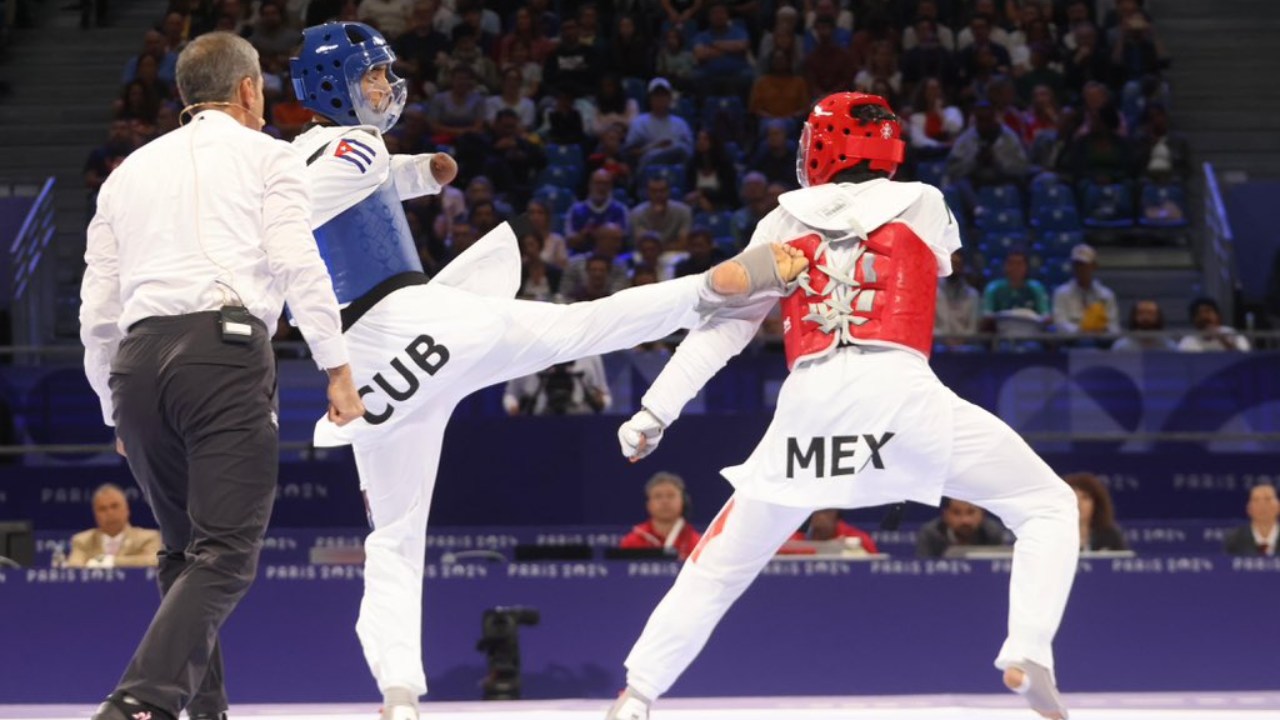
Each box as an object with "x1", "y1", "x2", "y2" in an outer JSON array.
[{"x1": 797, "y1": 92, "x2": 906, "y2": 187}]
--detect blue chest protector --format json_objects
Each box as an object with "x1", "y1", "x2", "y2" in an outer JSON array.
[{"x1": 312, "y1": 176, "x2": 423, "y2": 305}]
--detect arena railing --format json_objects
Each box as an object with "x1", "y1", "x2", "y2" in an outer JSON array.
[{"x1": 1201, "y1": 161, "x2": 1238, "y2": 325}]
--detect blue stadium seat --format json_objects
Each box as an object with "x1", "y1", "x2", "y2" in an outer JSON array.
[
  {"x1": 942, "y1": 185, "x2": 968, "y2": 226},
  {"x1": 916, "y1": 160, "x2": 947, "y2": 188},
  {"x1": 1029, "y1": 179, "x2": 1076, "y2": 211},
  {"x1": 1040, "y1": 255, "x2": 1073, "y2": 288},
  {"x1": 643, "y1": 164, "x2": 686, "y2": 195},
  {"x1": 1081, "y1": 180, "x2": 1136, "y2": 229},
  {"x1": 533, "y1": 185, "x2": 575, "y2": 216},
  {"x1": 621, "y1": 77, "x2": 647, "y2": 109},
  {"x1": 537, "y1": 164, "x2": 582, "y2": 190},
  {"x1": 674, "y1": 95, "x2": 699, "y2": 128},
  {"x1": 545, "y1": 143, "x2": 585, "y2": 170},
  {"x1": 613, "y1": 187, "x2": 633, "y2": 206},
  {"x1": 695, "y1": 211, "x2": 735, "y2": 243},
  {"x1": 975, "y1": 207, "x2": 1025, "y2": 232},
  {"x1": 977, "y1": 183, "x2": 1022, "y2": 211},
  {"x1": 978, "y1": 229, "x2": 1031, "y2": 257},
  {"x1": 1138, "y1": 181, "x2": 1190, "y2": 228},
  {"x1": 1031, "y1": 204, "x2": 1082, "y2": 232},
  {"x1": 1039, "y1": 229, "x2": 1085, "y2": 255},
  {"x1": 724, "y1": 141, "x2": 747, "y2": 167},
  {"x1": 702, "y1": 95, "x2": 745, "y2": 132}
]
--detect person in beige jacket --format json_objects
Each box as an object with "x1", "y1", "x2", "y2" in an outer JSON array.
[{"x1": 66, "y1": 483, "x2": 160, "y2": 568}]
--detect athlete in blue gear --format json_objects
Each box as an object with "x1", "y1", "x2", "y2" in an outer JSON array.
[{"x1": 289, "y1": 22, "x2": 809, "y2": 720}]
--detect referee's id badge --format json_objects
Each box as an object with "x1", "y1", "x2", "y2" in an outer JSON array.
[{"x1": 220, "y1": 305, "x2": 255, "y2": 344}]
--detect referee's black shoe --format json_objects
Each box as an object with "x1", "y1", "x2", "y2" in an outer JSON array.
[
  {"x1": 191, "y1": 714, "x2": 228, "y2": 719},
  {"x1": 91, "y1": 692, "x2": 176, "y2": 720}
]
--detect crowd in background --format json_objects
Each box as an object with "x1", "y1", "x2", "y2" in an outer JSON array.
[{"x1": 82, "y1": 0, "x2": 1256, "y2": 361}]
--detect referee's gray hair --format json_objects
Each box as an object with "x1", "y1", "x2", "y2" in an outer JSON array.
[
  {"x1": 175, "y1": 32, "x2": 262, "y2": 106},
  {"x1": 92, "y1": 483, "x2": 127, "y2": 502},
  {"x1": 645, "y1": 472, "x2": 686, "y2": 495}
]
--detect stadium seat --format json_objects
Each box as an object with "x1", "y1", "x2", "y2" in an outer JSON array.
[
  {"x1": 537, "y1": 164, "x2": 582, "y2": 191},
  {"x1": 1031, "y1": 204, "x2": 1082, "y2": 232},
  {"x1": 532, "y1": 185, "x2": 575, "y2": 216},
  {"x1": 916, "y1": 160, "x2": 947, "y2": 188},
  {"x1": 1138, "y1": 181, "x2": 1190, "y2": 228},
  {"x1": 976, "y1": 183, "x2": 1022, "y2": 211},
  {"x1": 545, "y1": 143, "x2": 585, "y2": 171},
  {"x1": 695, "y1": 211, "x2": 735, "y2": 244},
  {"x1": 1029, "y1": 178, "x2": 1076, "y2": 211},
  {"x1": 975, "y1": 207, "x2": 1026, "y2": 232},
  {"x1": 1080, "y1": 180, "x2": 1136, "y2": 229}
]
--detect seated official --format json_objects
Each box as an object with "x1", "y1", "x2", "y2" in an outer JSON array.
[
  {"x1": 1064, "y1": 472, "x2": 1128, "y2": 551},
  {"x1": 66, "y1": 484, "x2": 161, "y2": 568},
  {"x1": 619, "y1": 472, "x2": 702, "y2": 560},
  {"x1": 780, "y1": 509, "x2": 879, "y2": 554},
  {"x1": 1224, "y1": 484, "x2": 1279, "y2": 556},
  {"x1": 916, "y1": 498, "x2": 1007, "y2": 558}
]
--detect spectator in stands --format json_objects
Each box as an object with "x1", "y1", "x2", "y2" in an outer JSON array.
[
  {"x1": 608, "y1": 15, "x2": 652, "y2": 78},
  {"x1": 619, "y1": 472, "x2": 702, "y2": 560},
  {"x1": 693, "y1": 1, "x2": 753, "y2": 96},
  {"x1": 540, "y1": 85, "x2": 588, "y2": 146},
  {"x1": 563, "y1": 223, "x2": 630, "y2": 298},
  {"x1": 443, "y1": 220, "x2": 479, "y2": 264},
  {"x1": 443, "y1": 24, "x2": 498, "y2": 92},
  {"x1": 630, "y1": 175, "x2": 693, "y2": 251},
  {"x1": 1023, "y1": 83, "x2": 1061, "y2": 144},
  {"x1": 1016, "y1": 43, "x2": 1064, "y2": 107},
  {"x1": 988, "y1": 75, "x2": 1028, "y2": 141},
  {"x1": 624, "y1": 78, "x2": 693, "y2": 173},
  {"x1": 566, "y1": 169, "x2": 630, "y2": 253},
  {"x1": 1112, "y1": 299, "x2": 1176, "y2": 351},
  {"x1": 456, "y1": 0, "x2": 499, "y2": 50},
  {"x1": 393, "y1": 2, "x2": 450, "y2": 92},
  {"x1": 957, "y1": 14, "x2": 1012, "y2": 85},
  {"x1": 803, "y1": 0, "x2": 852, "y2": 50},
  {"x1": 936, "y1": 250, "x2": 981, "y2": 347},
  {"x1": 916, "y1": 498, "x2": 1007, "y2": 558},
  {"x1": 498, "y1": 6, "x2": 553, "y2": 67},
  {"x1": 732, "y1": 171, "x2": 771, "y2": 248},
  {"x1": 355, "y1": 0, "x2": 409, "y2": 37},
  {"x1": 525, "y1": 198, "x2": 569, "y2": 269},
  {"x1": 785, "y1": 509, "x2": 879, "y2": 553},
  {"x1": 902, "y1": 0, "x2": 955, "y2": 51},
  {"x1": 900, "y1": 18, "x2": 957, "y2": 90},
  {"x1": 1179, "y1": 297, "x2": 1251, "y2": 352},
  {"x1": 749, "y1": 50, "x2": 811, "y2": 121},
  {"x1": 946, "y1": 101, "x2": 1029, "y2": 189},
  {"x1": 463, "y1": 174, "x2": 513, "y2": 221},
  {"x1": 429, "y1": 64, "x2": 486, "y2": 143},
  {"x1": 159, "y1": 11, "x2": 188, "y2": 54},
  {"x1": 983, "y1": 247, "x2": 1050, "y2": 332},
  {"x1": 1029, "y1": 105, "x2": 1080, "y2": 179},
  {"x1": 1053, "y1": 244, "x2": 1119, "y2": 336},
  {"x1": 480, "y1": 109, "x2": 545, "y2": 209},
  {"x1": 957, "y1": 0, "x2": 1010, "y2": 50},
  {"x1": 84, "y1": 120, "x2": 137, "y2": 198},
  {"x1": 1063, "y1": 473, "x2": 1128, "y2": 552},
  {"x1": 685, "y1": 131, "x2": 739, "y2": 212},
  {"x1": 248, "y1": 2, "x2": 298, "y2": 61},
  {"x1": 854, "y1": 40, "x2": 902, "y2": 96},
  {"x1": 484, "y1": 67, "x2": 537, "y2": 131},
  {"x1": 575, "y1": 2, "x2": 603, "y2": 49},
  {"x1": 505, "y1": 41, "x2": 543, "y2": 99},
  {"x1": 116, "y1": 80, "x2": 163, "y2": 130},
  {"x1": 656, "y1": 27, "x2": 697, "y2": 93},
  {"x1": 674, "y1": 227, "x2": 728, "y2": 278},
  {"x1": 1134, "y1": 103, "x2": 1190, "y2": 183},
  {"x1": 908, "y1": 77, "x2": 964, "y2": 155},
  {"x1": 503, "y1": 355, "x2": 612, "y2": 415},
  {"x1": 1071, "y1": 105, "x2": 1134, "y2": 185},
  {"x1": 66, "y1": 484, "x2": 161, "y2": 568},
  {"x1": 122, "y1": 30, "x2": 178, "y2": 87},
  {"x1": 517, "y1": 234, "x2": 562, "y2": 302},
  {"x1": 1062, "y1": 23, "x2": 1111, "y2": 96},
  {"x1": 803, "y1": 16, "x2": 855, "y2": 98},
  {"x1": 1224, "y1": 484, "x2": 1280, "y2": 556},
  {"x1": 155, "y1": 101, "x2": 181, "y2": 136},
  {"x1": 588, "y1": 125, "x2": 634, "y2": 187},
  {"x1": 1108, "y1": 0, "x2": 1168, "y2": 83},
  {"x1": 757, "y1": 6, "x2": 802, "y2": 75},
  {"x1": 592, "y1": 75, "x2": 640, "y2": 137},
  {"x1": 751, "y1": 119, "x2": 798, "y2": 189},
  {"x1": 468, "y1": 200, "x2": 502, "y2": 238},
  {"x1": 543, "y1": 18, "x2": 599, "y2": 98}
]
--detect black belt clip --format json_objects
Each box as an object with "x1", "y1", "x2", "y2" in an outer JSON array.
[{"x1": 219, "y1": 305, "x2": 255, "y2": 345}]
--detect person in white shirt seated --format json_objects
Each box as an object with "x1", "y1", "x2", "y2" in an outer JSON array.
[
  {"x1": 66, "y1": 484, "x2": 162, "y2": 568},
  {"x1": 936, "y1": 250, "x2": 981, "y2": 350},
  {"x1": 1052, "y1": 243, "x2": 1119, "y2": 339},
  {"x1": 1177, "y1": 297, "x2": 1250, "y2": 352}
]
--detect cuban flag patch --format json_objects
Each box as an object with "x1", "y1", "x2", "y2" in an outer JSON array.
[{"x1": 333, "y1": 137, "x2": 375, "y2": 173}]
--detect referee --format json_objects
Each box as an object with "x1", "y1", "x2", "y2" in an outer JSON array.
[{"x1": 79, "y1": 33, "x2": 364, "y2": 720}]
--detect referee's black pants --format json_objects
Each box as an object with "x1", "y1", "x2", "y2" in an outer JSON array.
[{"x1": 108, "y1": 311, "x2": 278, "y2": 718}]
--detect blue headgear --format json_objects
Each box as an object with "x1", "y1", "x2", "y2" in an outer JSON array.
[{"x1": 290, "y1": 22, "x2": 407, "y2": 133}]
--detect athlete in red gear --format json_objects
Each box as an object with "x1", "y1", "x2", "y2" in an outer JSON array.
[{"x1": 607, "y1": 93, "x2": 1079, "y2": 720}]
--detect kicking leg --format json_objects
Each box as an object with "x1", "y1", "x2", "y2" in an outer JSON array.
[
  {"x1": 944, "y1": 399, "x2": 1079, "y2": 720},
  {"x1": 352, "y1": 402, "x2": 454, "y2": 720},
  {"x1": 610, "y1": 495, "x2": 810, "y2": 718}
]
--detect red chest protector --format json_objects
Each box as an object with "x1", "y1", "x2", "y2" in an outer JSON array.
[{"x1": 780, "y1": 223, "x2": 939, "y2": 370}]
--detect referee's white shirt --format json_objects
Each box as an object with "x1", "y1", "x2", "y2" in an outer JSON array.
[{"x1": 80, "y1": 109, "x2": 349, "y2": 426}]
